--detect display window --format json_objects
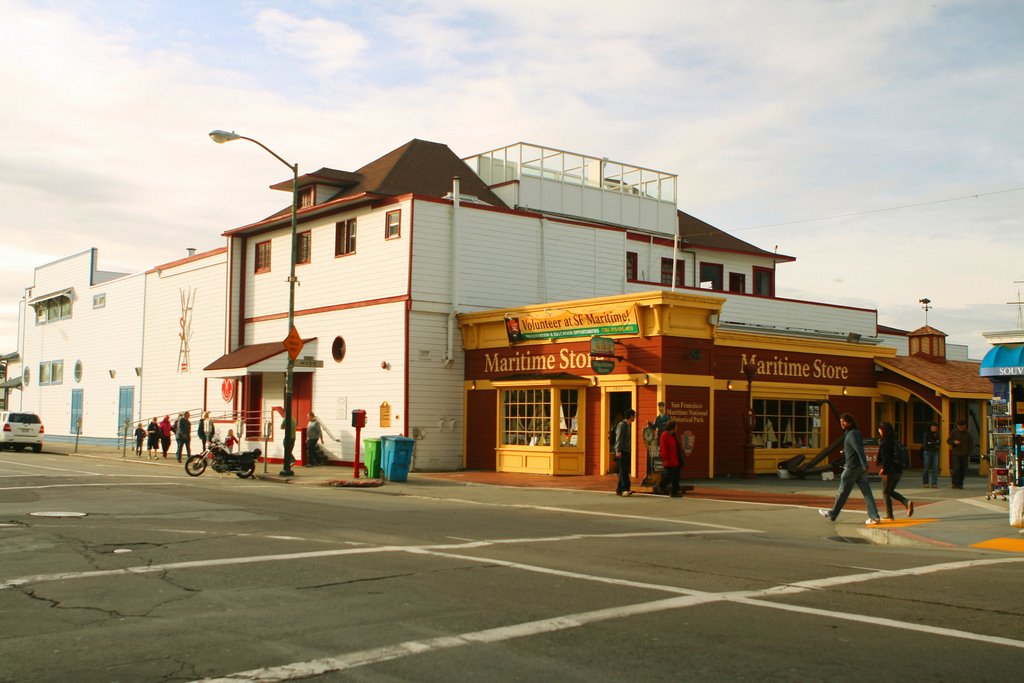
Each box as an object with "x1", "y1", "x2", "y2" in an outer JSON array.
[{"x1": 752, "y1": 399, "x2": 821, "y2": 449}]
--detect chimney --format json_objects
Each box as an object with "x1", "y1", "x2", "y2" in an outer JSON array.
[{"x1": 186, "y1": 248, "x2": 197, "y2": 258}]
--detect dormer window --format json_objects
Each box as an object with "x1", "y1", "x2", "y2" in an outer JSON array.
[
  {"x1": 299, "y1": 187, "x2": 315, "y2": 208},
  {"x1": 30, "y1": 289, "x2": 73, "y2": 325}
]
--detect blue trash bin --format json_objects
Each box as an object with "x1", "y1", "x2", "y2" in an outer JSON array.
[{"x1": 380, "y1": 435, "x2": 415, "y2": 482}]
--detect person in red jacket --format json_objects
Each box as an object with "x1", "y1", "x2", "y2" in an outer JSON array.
[{"x1": 658, "y1": 420, "x2": 684, "y2": 497}]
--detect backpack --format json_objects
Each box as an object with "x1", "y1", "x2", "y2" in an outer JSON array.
[{"x1": 895, "y1": 440, "x2": 910, "y2": 469}]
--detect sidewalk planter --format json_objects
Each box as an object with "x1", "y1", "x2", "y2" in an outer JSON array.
[
  {"x1": 362, "y1": 438, "x2": 382, "y2": 478},
  {"x1": 381, "y1": 435, "x2": 415, "y2": 482}
]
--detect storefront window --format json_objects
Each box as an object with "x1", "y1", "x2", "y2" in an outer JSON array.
[
  {"x1": 559, "y1": 389, "x2": 579, "y2": 446},
  {"x1": 752, "y1": 399, "x2": 821, "y2": 449},
  {"x1": 911, "y1": 399, "x2": 937, "y2": 443},
  {"x1": 502, "y1": 389, "x2": 552, "y2": 446}
]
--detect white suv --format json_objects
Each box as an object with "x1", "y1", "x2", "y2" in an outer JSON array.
[{"x1": 0, "y1": 412, "x2": 44, "y2": 452}]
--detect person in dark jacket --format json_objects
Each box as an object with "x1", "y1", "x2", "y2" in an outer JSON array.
[
  {"x1": 146, "y1": 417, "x2": 160, "y2": 458},
  {"x1": 946, "y1": 420, "x2": 974, "y2": 489},
  {"x1": 877, "y1": 422, "x2": 913, "y2": 520},
  {"x1": 921, "y1": 422, "x2": 941, "y2": 488},
  {"x1": 175, "y1": 411, "x2": 192, "y2": 463},
  {"x1": 819, "y1": 413, "x2": 881, "y2": 525},
  {"x1": 613, "y1": 409, "x2": 636, "y2": 496},
  {"x1": 657, "y1": 420, "x2": 683, "y2": 497}
]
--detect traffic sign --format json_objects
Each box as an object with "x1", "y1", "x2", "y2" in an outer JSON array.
[{"x1": 283, "y1": 326, "x2": 304, "y2": 361}]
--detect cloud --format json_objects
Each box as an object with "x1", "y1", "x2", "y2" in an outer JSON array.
[{"x1": 250, "y1": 8, "x2": 366, "y2": 79}]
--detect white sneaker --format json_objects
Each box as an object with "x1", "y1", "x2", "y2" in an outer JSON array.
[
  {"x1": 818, "y1": 509, "x2": 833, "y2": 520},
  {"x1": 864, "y1": 518, "x2": 881, "y2": 526}
]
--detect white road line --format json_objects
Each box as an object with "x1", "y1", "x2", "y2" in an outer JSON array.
[
  {"x1": 403, "y1": 494, "x2": 760, "y2": 532},
  {"x1": 196, "y1": 595, "x2": 718, "y2": 683},
  {"x1": 0, "y1": 482, "x2": 186, "y2": 491},
  {"x1": 729, "y1": 596, "x2": 1024, "y2": 649},
  {"x1": 0, "y1": 526, "x2": 749, "y2": 590},
  {"x1": 0, "y1": 459, "x2": 103, "y2": 476},
  {"x1": 195, "y1": 555, "x2": 1024, "y2": 682},
  {"x1": 409, "y1": 547, "x2": 711, "y2": 596}
]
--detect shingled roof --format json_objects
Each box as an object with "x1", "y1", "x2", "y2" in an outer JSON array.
[
  {"x1": 677, "y1": 210, "x2": 794, "y2": 262},
  {"x1": 262, "y1": 139, "x2": 508, "y2": 222},
  {"x1": 876, "y1": 356, "x2": 991, "y2": 396}
]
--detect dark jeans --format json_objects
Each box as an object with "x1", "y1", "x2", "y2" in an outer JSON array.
[
  {"x1": 160, "y1": 435, "x2": 170, "y2": 456},
  {"x1": 615, "y1": 454, "x2": 632, "y2": 493},
  {"x1": 951, "y1": 455, "x2": 968, "y2": 488},
  {"x1": 921, "y1": 450, "x2": 939, "y2": 486},
  {"x1": 306, "y1": 440, "x2": 321, "y2": 466},
  {"x1": 660, "y1": 466, "x2": 681, "y2": 495},
  {"x1": 828, "y1": 466, "x2": 880, "y2": 520},
  {"x1": 176, "y1": 437, "x2": 191, "y2": 462},
  {"x1": 881, "y1": 471, "x2": 909, "y2": 517}
]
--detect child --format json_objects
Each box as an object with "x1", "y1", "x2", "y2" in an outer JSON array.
[
  {"x1": 224, "y1": 429, "x2": 238, "y2": 453},
  {"x1": 134, "y1": 423, "x2": 145, "y2": 456}
]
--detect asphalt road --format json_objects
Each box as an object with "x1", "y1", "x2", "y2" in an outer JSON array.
[{"x1": 1, "y1": 452, "x2": 1023, "y2": 682}]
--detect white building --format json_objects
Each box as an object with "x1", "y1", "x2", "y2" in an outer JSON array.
[{"x1": 7, "y1": 139, "x2": 987, "y2": 473}]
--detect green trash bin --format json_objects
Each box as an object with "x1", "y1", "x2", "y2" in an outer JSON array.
[{"x1": 362, "y1": 438, "x2": 382, "y2": 478}]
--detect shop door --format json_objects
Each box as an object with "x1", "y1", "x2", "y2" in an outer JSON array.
[
  {"x1": 244, "y1": 375, "x2": 263, "y2": 439},
  {"x1": 70, "y1": 389, "x2": 83, "y2": 434},
  {"x1": 607, "y1": 391, "x2": 633, "y2": 474},
  {"x1": 293, "y1": 373, "x2": 313, "y2": 461},
  {"x1": 117, "y1": 387, "x2": 134, "y2": 439}
]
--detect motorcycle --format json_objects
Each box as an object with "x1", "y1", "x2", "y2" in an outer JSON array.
[{"x1": 185, "y1": 440, "x2": 260, "y2": 479}]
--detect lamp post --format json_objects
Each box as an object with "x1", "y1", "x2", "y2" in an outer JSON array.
[
  {"x1": 742, "y1": 361, "x2": 757, "y2": 478},
  {"x1": 210, "y1": 130, "x2": 299, "y2": 477}
]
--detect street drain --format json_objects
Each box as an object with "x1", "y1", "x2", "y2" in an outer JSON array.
[{"x1": 29, "y1": 511, "x2": 88, "y2": 518}]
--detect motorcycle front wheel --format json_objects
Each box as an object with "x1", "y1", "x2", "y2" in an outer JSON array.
[{"x1": 185, "y1": 455, "x2": 208, "y2": 477}]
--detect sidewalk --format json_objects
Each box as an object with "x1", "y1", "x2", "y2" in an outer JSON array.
[{"x1": 48, "y1": 442, "x2": 1024, "y2": 553}]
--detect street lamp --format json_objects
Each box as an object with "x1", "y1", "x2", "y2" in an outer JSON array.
[
  {"x1": 210, "y1": 129, "x2": 299, "y2": 477},
  {"x1": 743, "y1": 361, "x2": 757, "y2": 478}
]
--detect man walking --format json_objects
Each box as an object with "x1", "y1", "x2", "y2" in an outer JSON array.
[
  {"x1": 947, "y1": 419, "x2": 974, "y2": 489},
  {"x1": 306, "y1": 412, "x2": 324, "y2": 466},
  {"x1": 819, "y1": 413, "x2": 881, "y2": 525},
  {"x1": 614, "y1": 409, "x2": 636, "y2": 496}
]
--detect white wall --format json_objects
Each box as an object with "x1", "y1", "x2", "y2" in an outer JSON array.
[
  {"x1": 140, "y1": 251, "x2": 228, "y2": 425},
  {"x1": 16, "y1": 250, "x2": 144, "y2": 440}
]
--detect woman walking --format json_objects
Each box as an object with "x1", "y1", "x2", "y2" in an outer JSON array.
[{"x1": 878, "y1": 421, "x2": 913, "y2": 520}]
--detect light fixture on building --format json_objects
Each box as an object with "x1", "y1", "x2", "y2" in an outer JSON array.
[
  {"x1": 842, "y1": 386, "x2": 849, "y2": 396},
  {"x1": 108, "y1": 369, "x2": 116, "y2": 378},
  {"x1": 211, "y1": 129, "x2": 300, "y2": 478},
  {"x1": 470, "y1": 380, "x2": 477, "y2": 390},
  {"x1": 727, "y1": 380, "x2": 733, "y2": 391},
  {"x1": 381, "y1": 361, "x2": 390, "y2": 370},
  {"x1": 134, "y1": 367, "x2": 142, "y2": 377},
  {"x1": 642, "y1": 374, "x2": 649, "y2": 385}
]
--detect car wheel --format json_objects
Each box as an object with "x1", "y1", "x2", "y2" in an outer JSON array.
[{"x1": 32, "y1": 444, "x2": 42, "y2": 453}]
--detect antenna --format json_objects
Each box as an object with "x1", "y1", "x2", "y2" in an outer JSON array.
[
  {"x1": 1009, "y1": 282, "x2": 1024, "y2": 330},
  {"x1": 918, "y1": 298, "x2": 931, "y2": 326}
]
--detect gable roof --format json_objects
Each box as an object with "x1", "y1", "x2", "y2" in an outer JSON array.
[
  {"x1": 261, "y1": 139, "x2": 508, "y2": 223},
  {"x1": 677, "y1": 210, "x2": 794, "y2": 262},
  {"x1": 876, "y1": 356, "x2": 991, "y2": 397}
]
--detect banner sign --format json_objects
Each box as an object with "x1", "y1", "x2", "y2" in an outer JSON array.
[{"x1": 505, "y1": 306, "x2": 639, "y2": 343}]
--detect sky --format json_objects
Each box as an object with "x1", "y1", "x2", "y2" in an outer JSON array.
[{"x1": 1, "y1": 0, "x2": 1022, "y2": 359}]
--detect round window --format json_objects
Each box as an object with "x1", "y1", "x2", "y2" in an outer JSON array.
[
  {"x1": 331, "y1": 336, "x2": 346, "y2": 362},
  {"x1": 74, "y1": 360, "x2": 83, "y2": 383},
  {"x1": 22, "y1": 367, "x2": 30, "y2": 386}
]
